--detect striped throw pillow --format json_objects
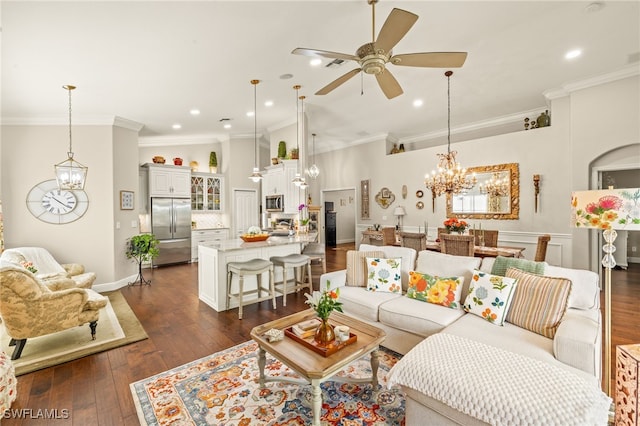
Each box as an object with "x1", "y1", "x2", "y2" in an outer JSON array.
[
  {"x1": 346, "y1": 250, "x2": 384, "y2": 287},
  {"x1": 505, "y1": 267, "x2": 572, "y2": 338}
]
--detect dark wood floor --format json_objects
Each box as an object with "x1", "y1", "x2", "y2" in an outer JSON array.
[{"x1": 4, "y1": 245, "x2": 638, "y2": 425}]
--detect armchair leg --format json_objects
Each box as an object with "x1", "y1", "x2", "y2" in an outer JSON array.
[
  {"x1": 89, "y1": 321, "x2": 98, "y2": 340},
  {"x1": 10, "y1": 339, "x2": 26, "y2": 360},
  {"x1": 9, "y1": 338, "x2": 16, "y2": 346}
]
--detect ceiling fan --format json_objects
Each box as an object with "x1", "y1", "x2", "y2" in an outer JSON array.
[{"x1": 292, "y1": 0, "x2": 467, "y2": 99}]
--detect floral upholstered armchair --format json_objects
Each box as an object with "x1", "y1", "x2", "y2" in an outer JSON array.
[
  {"x1": 0, "y1": 247, "x2": 96, "y2": 289},
  {"x1": 0, "y1": 261, "x2": 107, "y2": 360}
]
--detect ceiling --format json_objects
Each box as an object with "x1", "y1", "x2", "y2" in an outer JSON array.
[{"x1": 2, "y1": 1, "x2": 639, "y2": 152}]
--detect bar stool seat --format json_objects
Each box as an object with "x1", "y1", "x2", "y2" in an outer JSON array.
[
  {"x1": 270, "y1": 253, "x2": 312, "y2": 307},
  {"x1": 302, "y1": 242, "x2": 327, "y2": 275},
  {"x1": 227, "y1": 258, "x2": 275, "y2": 320}
]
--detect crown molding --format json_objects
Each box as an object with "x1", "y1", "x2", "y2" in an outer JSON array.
[
  {"x1": 2, "y1": 114, "x2": 116, "y2": 126},
  {"x1": 113, "y1": 116, "x2": 144, "y2": 132},
  {"x1": 138, "y1": 134, "x2": 225, "y2": 147},
  {"x1": 544, "y1": 63, "x2": 640, "y2": 100}
]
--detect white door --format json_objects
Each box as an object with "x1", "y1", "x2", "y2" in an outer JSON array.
[{"x1": 233, "y1": 189, "x2": 259, "y2": 237}]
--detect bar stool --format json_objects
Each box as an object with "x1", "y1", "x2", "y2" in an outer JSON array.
[
  {"x1": 302, "y1": 242, "x2": 326, "y2": 282},
  {"x1": 270, "y1": 253, "x2": 313, "y2": 307},
  {"x1": 227, "y1": 258, "x2": 275, "y2": 320}
]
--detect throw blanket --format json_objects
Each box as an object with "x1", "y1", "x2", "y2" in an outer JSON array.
[{"x1": 387, "y1": 333, "x2": 611, "y2": 426}]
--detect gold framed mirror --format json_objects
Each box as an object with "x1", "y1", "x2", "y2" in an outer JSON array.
[{"x1": 446, "y1": 163, "x2": 519, "y2": 220}]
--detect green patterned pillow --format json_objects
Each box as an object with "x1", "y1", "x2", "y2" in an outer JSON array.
[
  {"x1": 366, "y1": 257, "x2": 402, "y2": 293},
  {"x1": 463, "y1": 269, "x2": 518, "y2": 325},
  {"x1": 491, "y1": 256, "x2": 546, "y2": 277},
  {"x1": 406, "y1": 271, "x2": 464, "y2": 309}
]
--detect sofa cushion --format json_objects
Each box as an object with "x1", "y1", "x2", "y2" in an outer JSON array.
[
  {"x1": 366, "y1": 257, "x2": 402, "y2": 293},
  {"x1": 360, "y1": 244, "x2": 417, "y2": 291},
  {"x1": 544, "y1": 265, "x2": 599, "y2": 310},
  {"x1": 379, "y1": 296, "x2": 465, "y2": 338},
  {"x1": 491, "y1": 255, "x2": 547, "y2": 277},
  {"x1": 505, "y1": 268, "x2": 572, "y2": 339},
  {"x1": 462, "y1": 270, "x2": 517, "y2": 325},
  {"x1": 337, "y1": 286, "x2": 402, "y2": 322},
  {"x1": 416, "y1": 251, "x2": 482, "y2": 300},
  {"x1": 345, "y1": 250, "x2": 384, "y2": 287},
  {"x1": 406, "y1": 271, "x2": 464, "y2": 309}
]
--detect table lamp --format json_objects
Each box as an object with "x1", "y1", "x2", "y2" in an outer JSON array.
[
  {"x1": 571, "y1": 187, "x2": 640, "y2": 397},
  {"x1": 394, "y1": 206, "x2": 407, "y2": 231}
]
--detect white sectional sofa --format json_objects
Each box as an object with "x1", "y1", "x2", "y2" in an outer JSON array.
[{"x1": 320, "y1": 244, "x2": 610, "y2": 425}]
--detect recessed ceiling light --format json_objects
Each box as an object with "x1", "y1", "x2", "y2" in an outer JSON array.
[
  {"x1": 223, "y1": 123, "x2": 231, "y2": 129},
  {"x1": 585, "y1": 2, "x2": 604, "y2": 13},
  {"x1": 172, "y1": 124, "x2": 182, "y2": 130},
  {"x1": 190, "y1": 109, "x2": 200, "y2": 115},
  {"x1": 565, "y1": 49, "x2": 582, "y2": 60},
  {"x1": 280, "y1": 73, "x2": 293, "y2": 80},
  {"x1": 413, "y1": 99, "x2": 424, "y2": 108},
  {"x1": 310, "y1": 58, "x2": 322, "y2": 67},
  {"x1": 246, "y1": 111, "x2": 255, "y2": 117},
  {"x1": 264, "y1": 100, "x2": 274, "y2": 107}
]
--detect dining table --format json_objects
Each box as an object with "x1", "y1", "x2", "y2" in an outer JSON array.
[{"x1": 425, "y1": 241, "x2": 525, "y2": 258}]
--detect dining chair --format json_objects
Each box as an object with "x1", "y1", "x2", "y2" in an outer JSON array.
[
  {"x1": 399, "y1": 232, "x2": 427, "y2": 252},
  {"x1": 437, "y1": 227, "x2": 449, "y2": 241},
  {"x1": 469, "y1": 229, "x2": 499, "y2": 247},
  {"x1": 440, "y1": 234, "x2": 475, "y2": 257},
  {"x1": 382, "y1": 227, "x2": 397, "y2": 246},
  {"x1": 535, "y1": 234, "x2": 551, "y2": 262}
]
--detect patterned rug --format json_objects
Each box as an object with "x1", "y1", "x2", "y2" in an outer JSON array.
[{"x1": 130, "y1": 340, "x2": 405, "y2": 425}]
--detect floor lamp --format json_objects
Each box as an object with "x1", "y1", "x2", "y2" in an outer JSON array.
[{"x1": 571, "y1": 187, "x2": 640, "y2": 397}]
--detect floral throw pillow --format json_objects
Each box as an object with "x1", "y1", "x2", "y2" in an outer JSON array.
[
  {"x1": 366, "y1": 257, "x2": 402, "y2": 293},
  {"x1": 406, "y1": 271, "x2": 464, "y2": 309},
  {"x1": 462, "y1": 269, "x2": 518, "y2": 325}
]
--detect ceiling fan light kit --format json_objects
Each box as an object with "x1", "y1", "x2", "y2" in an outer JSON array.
[{"x1": 292, "y1": 0, "x2": 467, "y2": 99}]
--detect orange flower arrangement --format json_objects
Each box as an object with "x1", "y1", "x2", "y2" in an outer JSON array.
[{"x1": 443, "y1": 218, "x2": 468, "y2": 234}]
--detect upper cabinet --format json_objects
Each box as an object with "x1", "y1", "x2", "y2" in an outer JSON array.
[
  {"x1": 144, "y1": 164, "x2": 191, "y2": 198},
  {"x1": 191, "y1": 173, "x2": 224, "y2": 212},
  {"x1": 261, "y1": 160, "x2": 302, "y2": 214}
]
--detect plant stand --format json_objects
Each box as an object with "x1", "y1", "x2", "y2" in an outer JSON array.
[{"x1": 128, "y1": 259, "x2": 151, "y2": 286}]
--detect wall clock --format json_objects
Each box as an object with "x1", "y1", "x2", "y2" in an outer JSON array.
[{"x1": 26, "y1": 179, "x2": 89, "y2": 224}]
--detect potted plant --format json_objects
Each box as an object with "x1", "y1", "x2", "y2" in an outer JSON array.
[
  {"x1": 209, "y1": 151, "x2": 218, "y2": 173},
  {"x1": 126, "y1": 233, "x2": 160, "y2": 285},
  {"x1": 277, "y1": 141, "x2": 287, "y2": 159},
  {"x1": 290, "y1": 148, "x2": 299, "y2": 159}
]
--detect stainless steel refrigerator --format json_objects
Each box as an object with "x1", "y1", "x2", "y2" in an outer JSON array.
[{"x1": 151, "y1": 198, "x2": 191, "y2": 266}]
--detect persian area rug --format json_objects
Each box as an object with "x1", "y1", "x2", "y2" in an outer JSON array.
[
  {"x1": 130, "y1": 340, "x2": 405, "y2": 425},
  {"x1": 0, "y1": 290, "x2": 147, "y2": 376}
]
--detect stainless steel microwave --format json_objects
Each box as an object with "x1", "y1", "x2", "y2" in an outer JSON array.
[{"x1": 265, "y1": 194, "x2": 284, "y2": 212}]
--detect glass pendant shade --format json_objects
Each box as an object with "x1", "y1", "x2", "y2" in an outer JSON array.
[
  {"x1": 308, "y1": 164, "x2": 320, "y2": 179},
  {"x1": 249, "y1": 167, "x2": 262, "y2": 183},
  {"x1": 55, "y1": 85, "x2": 88, "y2": 190},
  {"x1": 248, "y1": 79, "x2": 262, "y2": 181}
]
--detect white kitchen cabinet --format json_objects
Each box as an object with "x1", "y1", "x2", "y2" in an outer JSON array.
[
  {"x1": 191, "y1": 228, "x2": 229, "y2": 261},
  {"x1": 144, "y1": 163, "x2": 191, "y2": 197},
  {"x1": 261, "y1": 160, "x2": 303, "y2": 214},
  {"x1": 191, "y1": 173, "x2": 224, "y2": 212}
]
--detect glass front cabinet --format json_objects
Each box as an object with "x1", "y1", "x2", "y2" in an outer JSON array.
[{"x1": 191, "y1": 173, "x2": 224, "y2": 212}]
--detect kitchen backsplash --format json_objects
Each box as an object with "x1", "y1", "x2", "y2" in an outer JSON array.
[{"x1": 192, "y1": 212, "x2": 228, "y2": 229}]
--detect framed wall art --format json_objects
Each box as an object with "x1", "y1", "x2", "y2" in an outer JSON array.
[
  {"x1": 360, "y1": 179, "x2": 370, "y2": 219},
  {"x1": 120, "y1": 190, "x2": 135, "y2": 210}
]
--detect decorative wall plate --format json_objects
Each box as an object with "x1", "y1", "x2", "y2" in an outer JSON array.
[
  {"x1": 416, "y1": 201, "x2": 424, "y2": 209},
  {"x1": 416, "y1": 190, "x2": 424, "y2": 198},
  {"x1": 375, "y1": 187, "x2": 395, "y2": 209}
]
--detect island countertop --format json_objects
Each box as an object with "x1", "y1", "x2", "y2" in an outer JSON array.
[{"x1": 199, "y1": 232, "x2": 317, "y2": 252}]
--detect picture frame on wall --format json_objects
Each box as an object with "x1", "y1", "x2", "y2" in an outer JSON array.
[
  {"x1": 361, "y1": 179, "x2": 370, "y2": 219},
  {"x1": 120, "y1": 190, "x2": 135, "y2": 210}
]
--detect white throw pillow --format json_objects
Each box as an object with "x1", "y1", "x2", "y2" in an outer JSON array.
[
  {"x1": 462, "y1": 269, "x2": 518, "y2": 326},
  {"x1": 366, "y1": 257, "x2": 402, "y2": 293}
]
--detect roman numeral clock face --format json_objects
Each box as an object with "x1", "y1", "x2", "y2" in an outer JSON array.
[{"x1": 26, "y1": 179, "x2": 89, "y2": 224}]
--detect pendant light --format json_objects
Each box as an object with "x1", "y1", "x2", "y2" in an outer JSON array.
[
  {"x1": 308, "y1": 133, "x2": 320, "y2": 179},
  {"x1": 298, "y1": 94, "x2": 308, "y2": 189},
  {"x1": 54, "y1": 85, "x2": 88, "y2": 190},
  {"x1": 249, "y1": 79, "x2": 263, "y2": 182},
  {"x1": 291, "y1": 84, "x2": 304, "y2": 187},
  {"x1": 424, "y1": 71, "x2": 476, "y2": 196}
]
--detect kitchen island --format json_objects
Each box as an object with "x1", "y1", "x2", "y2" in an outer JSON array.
[{"x1": 197, "y1": 233, "x2": 317, "y2": 312}]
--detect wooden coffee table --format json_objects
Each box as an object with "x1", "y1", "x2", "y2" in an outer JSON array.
[{"x1": 250, "y1": 309, "x2": 386, "y2": 426}]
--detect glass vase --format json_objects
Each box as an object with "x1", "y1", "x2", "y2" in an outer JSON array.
[{"x1": 314, "y1": 318, "x2": 335, "y2": 347}]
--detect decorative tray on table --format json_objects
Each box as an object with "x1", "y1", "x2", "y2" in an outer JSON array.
[
  {"x1": 240, "y1": 234, "x2": 269, "y2": 242},
  {"x1": 284, "y1": 326, "x2": 357, "y2": 357}
]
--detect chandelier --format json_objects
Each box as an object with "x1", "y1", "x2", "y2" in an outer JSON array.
[
  {"x1": 424, "y1": 71, "x2": 475, "y2": 197},
  {"x1": 55, "y1": 85, "x2": 88, "y2": 190},
  {"x1": 479, "y1": 173, "x2": 509, "y2": 197},
  {"x1": 308, "y1": 133, "x2": 320, "y2": 179},
  {"x1": 248, "y1": 79, "x2": 262, "y2": 182}
]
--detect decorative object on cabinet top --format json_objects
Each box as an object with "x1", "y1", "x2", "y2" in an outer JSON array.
[
  {"x1": 173, "y1": 157, "x2": 183, "y2": 166},
  {"x1": 152, "y1": 156, "x2": 165, "y2": 164},
  {"x1": 375, "y1": 187, "x2": 395, "y2": 209}
]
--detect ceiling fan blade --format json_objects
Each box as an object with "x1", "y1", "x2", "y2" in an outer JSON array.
[
  {"x1": 315, "y1": 68, "x2": 362, "y2": 95},
  {"x1": 375, "y1": 69, "x2": 403, "y2": 99},
  {"x1": 292, "y1": 48, "x2": 359, "y2": 62},
  {"x1": 391, "y1": 52, "x2": 468, "y2": 68},
  {"x1": 375, "y1": 8, "x2": 419, "y2": 54}
]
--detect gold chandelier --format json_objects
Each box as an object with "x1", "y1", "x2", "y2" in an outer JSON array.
[
  {"x1": 479, "y1": 173, "x2": 509, "y2": 197},
  {"x1": 424, "y1": 71, "x2": 475, "y2": 197}
]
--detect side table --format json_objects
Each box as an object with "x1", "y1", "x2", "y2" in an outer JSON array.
[{"x1": 616, "y1": 344, "x2": 639, "y2": 425}]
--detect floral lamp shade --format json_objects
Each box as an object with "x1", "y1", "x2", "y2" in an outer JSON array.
[{"x1": 571, "y1": 188, "x2": 640, "y2": 231}]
